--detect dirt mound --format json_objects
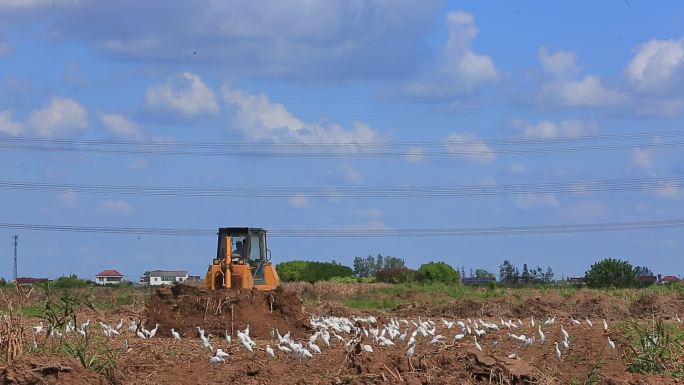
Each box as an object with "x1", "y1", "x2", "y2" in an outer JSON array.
[
  {"x1": 0, "y1": 355, "x2": 106, "y2": 385},
  {"x1": 145, "y1": 284, "x2": 310, "y2": 339}
]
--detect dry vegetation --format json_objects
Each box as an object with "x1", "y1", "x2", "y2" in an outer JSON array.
[{"x1": 0, "y1": 282, "x2": 682, "y2": 385}]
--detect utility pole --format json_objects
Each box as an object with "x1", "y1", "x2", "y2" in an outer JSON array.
[{"x1": 12, "y1": 235, "x2": 17, "y2": 282}]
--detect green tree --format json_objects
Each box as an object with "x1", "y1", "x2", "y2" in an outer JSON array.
[
  {"x1": 52, "y1": 274, "x2": 89, "y2": 289},
  {"x1": 416, "y1": 262, "x2": 460, "y2": 284},
  {"x1": 276, "y1": 260, "x2": 353, "y2": 283},
  {"x1": 635, "y1": 266, "x2": 654, "y2": 277},
  {"x1": 584, "y1": 258, "x2": 637, "y2": 288},
  {"x1": 353, "y1": 254, "x2": 405, "y2": 277},
  {"x1": 522, "y1": 264, "x2": 531, "y2": 283},
  {"x1": 376, "y1": 268, "x2": 416, "y2": 283},
  {"x1": 499, "y1": 260, "x2": 517, "y2": 284},
  {"x1": 474, "y1": 269, "x2": 495, "y2": 279},
  {"x1": 543, "y1": 266, "x2": 554, "y2": 283}
]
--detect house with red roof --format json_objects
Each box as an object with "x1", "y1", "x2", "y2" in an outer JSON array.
[
  {"x1": 658, "y1": 275, "x2": 681, "y2": 284},
  {"x1": 95, "y1": 269, "x2": 124, "y2": 285}
]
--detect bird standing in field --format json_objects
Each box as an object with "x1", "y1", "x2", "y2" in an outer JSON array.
[
  {"x1": 171, "y1": 328, "x2": 181, "y2": 340},
  {"x1": 362, "y1": 344, "x2": 373, "y2": 353},
  {"x1": 603, "y1": 319, "x2": 609, "y2": 331},
  {"x1": 554, "y1": 342, "x2": 562, "y2": 360},
  {"x1": 266, "y1": 344, "x2": 275, "y2": 358},
  {"x1": 209, "y1": 356, "x2": 225, "y2": 365},
  {"x1": 474, "y1": 337, "x2": 483, "y2": 352},
  {"x1": 607, "y1": 337, "x2": 616, "y2": 350}
]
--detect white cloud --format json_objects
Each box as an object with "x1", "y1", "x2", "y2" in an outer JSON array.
[
  {"x1": 222, "y1": 85, "x2": 380, "y2": 145},
  {"x1": 0, "y1": 111, "x2": 23, "y2": 135},
  {"x1": 403, "y1": 11, "x2": 498, "y2": 98},
  {"x1": 537, "y1": 48, "x2": 629, "y2": 108},
  {"x1": 509, "y1": 164, "x2": 527, "y2": 174},
  {"x1": 100, "y1": 113, "x2": 143, "y2": 139},
  {"x1": 513, "y1": 193, "x2": 559, "y2": 209},
  {"x1": 538, "y1": 47, "x2": 579, "y2": 78},
  {"x1": 443, "y1": 132, "x2": 495, "y2": 164},
  {"x1": 626, "y1": 38, "x2": 684, "y2": 94},
  {"x1": 146, "y1": 72, "x2": 219, "y2": 116},
  {"x1": 48, "y1": 1, "x2": 442, "y2": 81},
  {"x1": 631, "y1": 148, "x2": 654, "y2": 170},
  {"x1": 338, "y1": 163, "x2": 362, "y2": 184},
  {"x1": 405, "y1": 147, "x2": 427, "y2": 164},
  {"x1": 28, "y1": 97, "x2": 88, "y2": 137},
  {"x1": 344, "y1": 220, "x2": 389, "y2": 231},
  {"x1": 57, "y1": 190, "x2": 78, "y2": 208},
  {"x1": 518, "y1": 119, "x2": 599, "y2": 139},
  {"x1": 99, "y1": 200, "x2": 132, "y2": 214},
  {"x1": 653, "y1": 182, "x2": 680, "y2": 199},
  {"x1": 288, "y1": 194, "x2": 310, "y2": 209}
]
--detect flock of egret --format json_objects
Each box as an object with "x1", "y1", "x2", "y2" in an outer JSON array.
[{"x1": 29, "y1": 313, "x2": 683, "y2": 367}]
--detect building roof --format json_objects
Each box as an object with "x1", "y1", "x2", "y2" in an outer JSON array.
[
  {"x1": 148, "y1": 270, "x2": 188, "y2": 277},
  {"x1": 661, "y1": 275, "x2": 681, "y2": 282},
  {"x1": 15, "y1": 277, "x2": 49, "y2": 284},
  {"x1": 96, "y1": 269, "x2": 123, "y2": 277}
]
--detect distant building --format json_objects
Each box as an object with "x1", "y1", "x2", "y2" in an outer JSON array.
[
  {"x1": 566, "y1": 277, "x2": 585, "y2": 284},
  {"x1": 15, "y1": 277, "x2": 49, "y2": 285},
  {"x1": 186, "y1": 275, "x2": 202, "y2": 283},
  {"x1": 146, "y1": 270, "x2": 189, "y2": 286},
  {"x1": 95, "y1": 270, "x2": 124, "y2": 285},
  {"x1": 658, "y1": 275, "x2": 681, "y2": 284},
  {"x1": 462, "y1": 277, "x2": 496, "y2": 285}
]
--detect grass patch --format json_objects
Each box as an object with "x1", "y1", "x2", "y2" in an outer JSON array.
[
  {"x1": 20, "y1": 305, "x2": 43, "y2": 317},
  {"x1": 341, "y1": 298, "x2": 403, "y2": 310},
  {"x1": 624, "y1": 317, "x2": 684, "y2": 377}
]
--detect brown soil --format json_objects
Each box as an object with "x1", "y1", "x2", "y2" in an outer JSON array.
[
  {"x1": 145, "y1": 284, "x2": 310, "y2": 339},
  {"x1": 3, "y1": 288, "x2": 683, "y2": 385},
  {"x1": 0, "y1": 355, "x2": 107, "y2": 385}
]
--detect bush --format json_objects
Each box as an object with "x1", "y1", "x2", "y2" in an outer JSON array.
[
  {"x1": 276, "y1": 260, "x2": 354, "y2": 283},
  {"x1": 585, "y1": 258, "x2": 637, "y2": 288},
  {"x1": 376, "y1": 268, "x2": 415, "y2": 284},
  {"x1": 416, "y1": 262, "x2": 460, "y2": 284},
  {"x1": 52, "y1": 274, "x2": 90, "y2": 289}
]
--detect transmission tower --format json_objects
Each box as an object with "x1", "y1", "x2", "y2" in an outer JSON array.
[{"x1": 12, "y1": 235, "x2": 17, "y2": 282}]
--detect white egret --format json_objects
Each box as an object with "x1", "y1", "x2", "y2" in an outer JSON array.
[
  {"x1": 607, "y1": 337, "x2": 616, "y2": 350},
  {"x1": 554, "y1": 342, "x2": 562, "y2": 360},
  {"x1": 266, "y1": 344, "x2": 275, "y2": 357},
  {"x1": 474, "y1": 337, "x2": 483, "y2": 352},
  {"x1": 209, "y1": 356, "x2": 225, "y2": 365},
  {"x1": 362, "y1": 344, "x2": 374, "y2": 353},
  {"x1": 171, "y1": 328, "x2": 181, "y2": 340},
  {"x1": 215, "y1": 349, "x2": 230, "y2": 359},
  {"x1": 603, "y1": 319, "x2": 609, "y2": 331}
]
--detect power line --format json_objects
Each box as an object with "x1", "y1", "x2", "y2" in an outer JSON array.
[
  {"x1": 0, "y1": 131, "x2": 682, "y2": 157},
  {"x1": 1, "y1": 219, "x2": 683, "y2": 238},
  {"x1": 0, "y1": 176, "x2": 681, "y2": 198}
]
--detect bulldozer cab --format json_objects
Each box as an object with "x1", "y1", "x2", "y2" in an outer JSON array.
[
  {"x1": 203, "y1": 227, "x2": 279, "y2": 291},
  {"x1": 216, "y1": 227, "x2": 269, "y2": 282}
]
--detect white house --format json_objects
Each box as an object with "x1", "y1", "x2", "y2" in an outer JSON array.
[
  {"x1": 95, "y1": 269, "x2": 124, "y2": 285},
  {"x1": 147, "y1": 270, "x2": 189, "y2": 286}
]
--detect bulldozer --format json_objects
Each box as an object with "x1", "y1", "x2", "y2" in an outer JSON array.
[{"x1": 201, "y1": 227, "x2": 280, "y2": 290}]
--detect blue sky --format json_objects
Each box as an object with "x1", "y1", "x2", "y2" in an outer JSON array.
[{"x1": 1, "y1": 0, "x2": 683, "y2": 281}]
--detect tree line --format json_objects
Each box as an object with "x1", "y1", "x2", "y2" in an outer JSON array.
[
  {"x1": 276, "y1": 254, "x2": 460, "y2": 284},
  {"x1": 276, "y1": 255, "x2": 668, "y2": 289}
]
